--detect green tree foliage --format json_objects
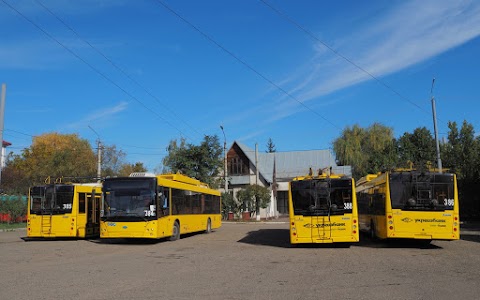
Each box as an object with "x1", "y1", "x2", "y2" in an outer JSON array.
[
  {"x1": 397, "y1": 127, "x2": 436, "y2": 170},
  {"x1": 236, "y1": 184, "x2": 270, "y2": 215},
  {"x1": 266, "y1": 138, "x2": 276, "y2": 153},
  {"x1": 333, "y1": 123, "x2": 395, "y2": 179},
  {"x1": 1, "y1": 154, "x2": 31, "y2": 194},
  {"x1": 0, "y1": 196, "x2": 26, "y2": 224},
  {"x1": 442, "y1": 120, "x2": 480, "y2": 180},
  {"x1": 163, "y1": 135, "x2": 223, "y2": 188},
  {"x1": 221, "y1": 192, "x2": 242, "y2": 219},
  {"x1": 441, "y1": 120, "x2": 480, "y2": 218}
]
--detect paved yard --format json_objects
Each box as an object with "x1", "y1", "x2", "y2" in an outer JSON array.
[{"x1": 1, "y1": 222, "x2": 480, "y2": 300}]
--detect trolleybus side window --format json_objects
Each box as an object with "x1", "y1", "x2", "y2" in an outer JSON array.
[
  {"x1": 172, "y1": 188, "x2": 185, "y2": 215},
  {"x1": 158, "y1": 187, "x2": 169, "y2": 216},
  {"x1": 79, "y1": 193, "x2": 86, "y2": 213}
]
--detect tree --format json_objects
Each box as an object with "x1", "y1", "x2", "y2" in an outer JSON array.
[
  {"x1": 163, "y1": 135, "x2": 223, "y2": 188},
  {"x1": 266, "y1": 138, "x2": 276, "y2": 153},
  {"x1": 1, "y1": 154, "x2": 31, "y2": 194},
  {"x1": 333, "y1": 123, "x2": 395, "y2": 179},
  {"x1": 236, "y1": 184, "x2": 270, "y2": 217},
  {"x1": 2, "y1": 133, "x2": 97, "y2": 193},
  {"x1": 441, "y1": 120, "x2": 480, "y2": 219},
  {"x1": 397, "y1": 127, "x2": 436, "y2": 170},
  {"x1": 102, "y1": 144, "x2": 127, "y2": 177},
  {"x1": 118, "y1": 162, "x2": 148, "y2": 177}
]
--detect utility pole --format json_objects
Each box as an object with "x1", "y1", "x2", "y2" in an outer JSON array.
[
  {"x1": 220, "y1": 125, "x2": 228, "y2": 193},
  {"x1": 88, "y1": 126, "x2": 102, "y2": 182},
  {"x1": 431, "y1": 78, "x2": 442, "y2": 173},
  {"x1": 0, "y1": 84, "x2": 6, "y2": 184}
]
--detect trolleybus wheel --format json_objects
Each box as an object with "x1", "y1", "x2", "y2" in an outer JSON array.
[
  {"x1": 205, "y1": 218, "x2": 212, "y2": 234},
  {"x1": 169, "y1": 221, "x2": 180, "y2": 241}
]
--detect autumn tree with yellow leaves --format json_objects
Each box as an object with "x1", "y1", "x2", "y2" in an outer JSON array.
[{"x1": 2, "y1": 133, "x2": 96, "y2": 193}]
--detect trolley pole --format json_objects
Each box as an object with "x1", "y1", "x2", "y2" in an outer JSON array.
[{"x1": 431, "y1": 78, "x2": 442, "y2": 173}]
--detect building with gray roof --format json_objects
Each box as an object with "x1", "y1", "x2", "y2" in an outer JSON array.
[{"x1": 224, "y1": 141, "x2": 352, "y2": 218}]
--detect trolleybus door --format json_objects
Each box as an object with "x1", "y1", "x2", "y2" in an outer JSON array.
[{"x1": 86, "y1": 190, "x2": 100, "y2": 237}]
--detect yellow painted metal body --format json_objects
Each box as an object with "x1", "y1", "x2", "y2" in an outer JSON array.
[
  {"x1": 289, "y1": 174, "x2": 359, "y2": 244},
  {"x1": 27, "y1": 183, "x2": 101, "y2": 239},
  {"x1": 100, "y1": 173, "x2": 221, "y2": 239},
  {"x1": 356, "y1": 172, "x2": 459, "y2": 241}
]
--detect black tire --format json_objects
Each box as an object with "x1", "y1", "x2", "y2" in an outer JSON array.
[
  {"x1": 169, "y1": 221, "x2": 180, "y2": 241},
  {"x1": 205, "y1": 218, "x2": 212, "y2": 234}
]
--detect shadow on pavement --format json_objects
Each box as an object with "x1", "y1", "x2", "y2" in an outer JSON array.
[
  {"x1": 237, "y1": 229, "x2": 443, "y2": 249},
  {"x1": 237, "y1": 229, "x2": 354, "y2": 249},
  {"x1": 460, "y1": 233, "x2": 480, "y2": 243},
  {"x1": 355, "y1": 233, "x2": 443, "y2": 249},
  {"x1": 237, "y1": 229, "x2": 291, "y2": 248}
]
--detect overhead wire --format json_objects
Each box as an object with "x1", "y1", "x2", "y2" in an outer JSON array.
[
  {"x1": 1, "y1": 0, "x2": 193, "y2": 143},
  {"x1": 258, "y1": 0, "x2": 431, "y2": 115},
  {"x1": 33, "y1": 0, "x2": 204, "y2": 141},
  {"x1": 153, "y1": 0, "x2": 340, "y2": 130}
]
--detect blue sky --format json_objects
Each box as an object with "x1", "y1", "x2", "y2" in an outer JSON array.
[{"x1": 1, "y1": 0, "x2": 480, "y2": 172}]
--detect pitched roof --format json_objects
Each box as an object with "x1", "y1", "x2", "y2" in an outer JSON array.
[{"x1": 234, "y1": 141, "x2": 352, "y2": 183}]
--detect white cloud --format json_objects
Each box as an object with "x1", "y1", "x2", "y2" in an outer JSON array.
[
  {"x1": 257, "y1": 0, "x2": 480, "y2": 122},
  {"x1": 66, "y1": 101, "x2": 128, "y2": 129}
]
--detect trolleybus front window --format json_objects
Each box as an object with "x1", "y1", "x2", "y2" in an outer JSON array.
[
  {"x1": 291, "y1": 179, "x2": 352, "y2": 216},
  {"x1": 389, "y1": 173, "x2": 455, "y2": 211},
  {"x1": 54, "y1": 185, "x2": 74, "y2": 213},
  {"x1": 103, "y1": 178, "x2": 157, "y2": 221},
  {"x1": 30, "y1": 185, "x2": 74, "y2": 214}
]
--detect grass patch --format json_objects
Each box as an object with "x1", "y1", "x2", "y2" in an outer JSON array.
[{"x1": 0, "y1": 222, "x2": 26, "y2": 230}]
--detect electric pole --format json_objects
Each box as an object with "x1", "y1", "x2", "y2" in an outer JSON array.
[
  {"x1": 88, "y1": 126, "x2": 102, "y2": 182},
  {"x1": 431, "y1": 78, "x2": 442, "y2": 173},
  {"x1": 220, "y1": 125, "x2": 228, "y2": 193},
  {"x1": 0, "y1": 84, "x2": 6, "y2": 184}
]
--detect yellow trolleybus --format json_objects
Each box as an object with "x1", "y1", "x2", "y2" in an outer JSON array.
[
  {"x1": 356, "y1": 170, "x2": 459, "y2": 241},
  {"x1": 100, "y1": 173, "x2": 221, "y2": 240},
  {"x1": 27, "y1": 181, "x2": 101, "y2": 238},
  {"x1": 289, "y1": 171, "x2": 359, "y2": 244}
]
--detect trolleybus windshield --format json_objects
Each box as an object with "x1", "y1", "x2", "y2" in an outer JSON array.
[
  {"x1": 291, "y1": 178, "x2": 353, "y2": 216},
  {"x1": 29, "y1": 185, "x2": 74, "y2": 214},
  {"x1": 102, "y1": 178, "x2": 157, "y2": 221},
  {"x1": 389, "y1": 172, "x2": 455, "y2": 211}
]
